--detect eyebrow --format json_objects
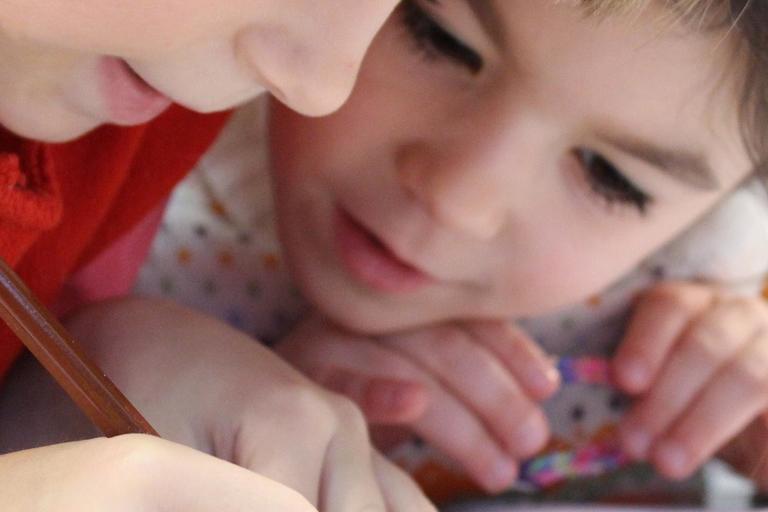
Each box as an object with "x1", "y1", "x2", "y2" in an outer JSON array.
[
  {"x1": 599, "y1": 132, "x2": 721, "y2": 190},
  {"x1": 432, "y1": 1, "x2": 722, "y2": 192}
]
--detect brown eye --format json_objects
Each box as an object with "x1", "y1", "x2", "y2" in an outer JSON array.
[
  {"x1": 400, "y1": 0, "x2": 484, "y2": 74},
  {"x1": 576, "y1": 148, "x2": 652, "y2": 215}
]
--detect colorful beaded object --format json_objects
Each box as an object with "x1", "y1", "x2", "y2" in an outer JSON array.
[
  {"x1": 518, "y1": 356, "x2": 631, "y2": 489},
  {"x1": 557, "y1": 355, "x2": 612, "y2": 385},
  {"x1": 519, "y1": 440, "x2": 630, "y2": 488}
]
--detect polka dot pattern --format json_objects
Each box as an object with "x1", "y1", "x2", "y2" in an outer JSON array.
[
  {"x1": 135, "y1": 99, "x2": 307, "y2": 345},
  {"x1": 135, "y1": 99, "x2": 768, "y2": 504}
]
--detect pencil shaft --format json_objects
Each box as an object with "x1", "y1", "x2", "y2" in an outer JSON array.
[{"x1": 0, "y1": 258, "x2": 157, "y2": 437}]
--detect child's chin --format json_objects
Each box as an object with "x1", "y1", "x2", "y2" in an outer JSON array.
[
  {"x1": 328, "y1": 312, "x2": 413, "y2": 336},
  {"x1": 0, "y1": 109, "x2": 98, "y2": 143},
  {"x1": 318, "y1": 294, "x2": 433, "y2": 335},
  {"x1": 295, "y1": 260, "x2": 435, "y2": 334}
]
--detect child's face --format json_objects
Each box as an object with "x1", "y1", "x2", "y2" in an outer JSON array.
[
  {"x1": 0, "y1": 0, "x2": 400, "y2": 141},
  {"x1": 270, "y1": 0, "x2": 754, "y2": 334}
]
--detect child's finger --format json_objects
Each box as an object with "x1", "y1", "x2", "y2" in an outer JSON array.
[
  {"x1": 321, "y1": 401, "x2": 392, "y2": 512},
  {"x1": 284, "y1": 330, "x2": 433, "y2": 423},
  {"x1": 466, "y1": 321, "x2": 560, "y2": 400},
  {"x1": 278, "y1": 327, "x2": 438, "y2": 424},
  {"x1": 411, "y1": 381, "x2": 521, "y2": 493},
  {"x1": 385, "y1": 325, "x2": 549, "y2": 459},
  {"x1": 620, "y1": 298, "x2": 757, "y2": 459},
  {"x1": 372, "y1": 451, "x2": 438, "y2": 512},
  {"x1": 313, "y1": 367, "x2": 428, "y2": 423},
  {"x1": 650, "y1": 333, "x2": 768, "y2": 480},
  {"x1": 613, "y1": 283, "x2": 713, "y2": 393}
]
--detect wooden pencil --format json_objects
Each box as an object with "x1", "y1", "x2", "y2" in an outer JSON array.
[{"x1": 0, "y1": 257, "x2": 157, "y2": 437}]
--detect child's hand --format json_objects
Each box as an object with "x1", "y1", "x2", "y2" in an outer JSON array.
[
  {"x1": 2, "y1": 298, "x2": 435, "y2": 512},
  {"x1": 0, "y1": 435, "x2": 315, "y2": 512},
  {"x1": 613, "y1": 281, "x2": 768, "y2": 484},
  {"x1": 277, "y1": 314, "x2": 560, "y2": 493}
]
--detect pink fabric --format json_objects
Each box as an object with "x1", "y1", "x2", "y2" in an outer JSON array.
[{"x1": 54, "y1": 204, "x2": 165, "y2": 316}]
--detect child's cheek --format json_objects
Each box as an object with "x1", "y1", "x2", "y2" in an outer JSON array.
[
  {"x1": 0, "y1": 1, "x2": 222, "y2": 56},
  {"x1": 269, "y1": 105, "x2": 343, "y2": 184}
]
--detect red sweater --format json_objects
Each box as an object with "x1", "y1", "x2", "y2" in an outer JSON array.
[{"x1": 0, "y1": 106, "x2": 230, "y2": 380}]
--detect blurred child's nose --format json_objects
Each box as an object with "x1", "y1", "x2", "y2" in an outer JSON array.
[
  {"x1": 237, "y1": 1, "x2": 400, "y2": 117},
  {"x1": 395, "y1": 107, "x2": 546, "y2": 240},
  {"x1": 396, "y1": 141, "x2": 511, "y2": 240}
]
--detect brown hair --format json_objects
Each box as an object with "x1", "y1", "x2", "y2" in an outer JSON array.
[{"x1": 586, "y1": 0, "x2": 768, "y2": 176}]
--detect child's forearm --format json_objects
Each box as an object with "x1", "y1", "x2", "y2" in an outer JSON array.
[
  {"x1": 0, "y1": 296, "x2": 202, "y2": 453},
  {"x1": 0, "y1": 296, "x2": 435, "y2": 512},
  {"x1": 0, "y1": 296, "x2": 212, "y2": 453}
]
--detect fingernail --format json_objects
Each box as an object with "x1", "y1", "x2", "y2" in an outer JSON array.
[
  {"x1": 621, "y1": 425, "x2": 651, "y2": 459},
  {"x1": 486, "y1": 457, "x2": 517, "y2": 491},
  {"x1": 526, "y1": 366, "x2": 560, "y2": 397},
  {"x1": 373, "y1": 384, "x2": 408, "y2": 411},
  {"x1": 655, "y1": 441, "x2": 689, "y2": 478},
  {"x1": 512, "y1": 415, "x2": 547, "y2": 456},
  {"x1": 620, "y1": 359, "x2": 649, "y2": 391}
]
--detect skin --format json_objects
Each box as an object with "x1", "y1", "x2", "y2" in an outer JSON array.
[
  {"x1": 0, "y1": 2, "x2": 438, "y2": 510},
  {"x1": 269, "y1": 0, "x2": 753, "y2": 335},
  {"x1": 278, "y1": 314, "x2": 559, "y2": 492},
  {"x1": 0, "y1": 0, "x2": 402, "y2": 141},
  {"x1": 0, "y1": 436, "x2": 316, "y2": 512},
  {"x1": 0, "y1": 299, "x2": 437, "y2": 512},
  {"x1": 269, "y1": 0, "x2": 767, "y2": 493}
]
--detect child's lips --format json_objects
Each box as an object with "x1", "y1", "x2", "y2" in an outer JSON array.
[
  {"x1": 333, "y1": 208, "x2": 435, "y2": 293},
  {"x1": 98, "y1": 57, "x2": 172, "y2": 125}
]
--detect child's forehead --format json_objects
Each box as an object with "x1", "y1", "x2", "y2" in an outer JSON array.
[{"x1": 493, "y1": 2, "x2": 739, "y2": 96}]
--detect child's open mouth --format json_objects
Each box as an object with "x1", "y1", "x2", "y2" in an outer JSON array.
[
  {"x1": 333, "y1": 207, "x2": 434, "y2": 294},
  {"x1": 99, "y1": 57, "x2": 172, "y2": 125}
]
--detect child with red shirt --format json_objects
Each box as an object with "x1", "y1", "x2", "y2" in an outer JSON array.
[{"x1": 0, "y1": 3, "x2": 436, "y2": 512}]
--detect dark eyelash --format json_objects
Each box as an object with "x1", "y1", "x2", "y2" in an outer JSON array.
[
  {"x1": 576, "y1": 149, "x2": 652, "y2": 215},
  {"x1": 400, "y1": 0, "x2": 484, "y2": 74}
]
